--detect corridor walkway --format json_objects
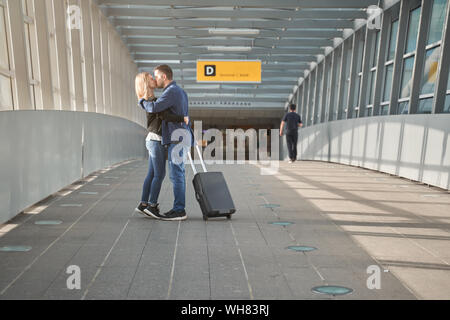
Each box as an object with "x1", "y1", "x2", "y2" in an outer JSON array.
[{"x1": 1, "y1": 160, "x2": 449, "y2": 300}]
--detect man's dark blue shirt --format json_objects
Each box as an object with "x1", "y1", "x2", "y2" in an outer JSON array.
[{"x1": 282, "y1": 111, "x2": 302, "y2": 134}]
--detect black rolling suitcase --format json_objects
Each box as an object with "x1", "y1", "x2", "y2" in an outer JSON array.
[{"x1": 188, "y1": 145, "x2": 236, "y2": 221}]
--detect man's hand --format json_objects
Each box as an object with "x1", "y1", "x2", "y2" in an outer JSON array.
[
  {"x1": 280, "y1": 121, "x2": 285, "y2": 136},
  {"x1": 184, "y1": 116, "x2": 189, "y2": 125}
]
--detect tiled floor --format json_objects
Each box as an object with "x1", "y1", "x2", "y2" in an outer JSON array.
[{"x1": 1, "y1": 159, "x2": 449, "y2": 300}]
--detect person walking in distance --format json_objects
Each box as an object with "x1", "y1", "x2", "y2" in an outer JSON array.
[
  {"x1": 280, "y1": 104, "x2": 303, "y2": 163},
  {"x1": 138, "y1": 65, "x2": 191, "y2": 221}
]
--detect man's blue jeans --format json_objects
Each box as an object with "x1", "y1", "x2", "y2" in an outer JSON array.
[
  {"x1": 168, "y1": 143, "x2": 186, "y2": 212},
  {"x1": 141, "y1": 139, "x2": 166, "y2": 205}
]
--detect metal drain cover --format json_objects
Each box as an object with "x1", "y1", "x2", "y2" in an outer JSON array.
[
  {"x1": 270, "y1": 221, "x2": 293, "y2": 226},
  {"x1": 312, "y1": 285, "x2": 353, "y2": 296},
  {"x1": 287, "y1": 246, "x2": 317, "y2": 252},
  {"x1": 261, "y1": 204, "x2": 280, "y2": 209},
  {"x1": 0, "y1": 246, "x2": 32, "y2": 252},
  {"x1": 35, "y1": 220, "x2": 63, "y2": 225}
]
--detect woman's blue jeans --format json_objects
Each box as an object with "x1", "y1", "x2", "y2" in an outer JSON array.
[{"x1": 141, "y1": 139, "x2": 166, "y2": 205}]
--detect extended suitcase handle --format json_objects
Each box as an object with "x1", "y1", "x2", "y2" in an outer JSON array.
[{"x1": 188, "y1": 143, "x2": 207, "y2": 175}]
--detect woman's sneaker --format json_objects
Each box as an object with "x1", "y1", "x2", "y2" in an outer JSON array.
[
  {"x1": 136, "y1": 203, "x2": 164, "y2": 219},
  {"x1": 135, "y1": 203, "x2": 149, "y2": 215},
  {"x1": 162, "y1": 209, "x2": 187, "y2": 221}
]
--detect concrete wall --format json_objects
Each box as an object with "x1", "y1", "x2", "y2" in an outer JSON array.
[
  {"x1": 282, "y1": 114, "x2": 450, "y2": 190},
  {"x1": 0, "y1": 110, "x2": 147, "y2": 224}
]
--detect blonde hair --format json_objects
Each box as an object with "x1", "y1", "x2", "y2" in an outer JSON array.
[{"x1": 135, "y1": 72, "x2": 152, "y2": 100}]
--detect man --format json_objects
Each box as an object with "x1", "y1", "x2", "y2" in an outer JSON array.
[
  {"x1": 280, "y1": 104, "x2": 303, "y2": 163},
  {"x1": 138, "y1": 65, "x2": 190, "y2": 221}
]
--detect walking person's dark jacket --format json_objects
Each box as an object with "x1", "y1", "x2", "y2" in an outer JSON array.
[{"x1": 282, "y1": 112, "x2": 302, "y2": 135}]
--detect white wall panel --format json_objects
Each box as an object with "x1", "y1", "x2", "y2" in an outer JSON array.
[
  {"x1": 0, "y1": 110, "x2": 146, "y2": 224},
  {"x1": 283, "y1": 114, "x2": 450, "y2": 190}
]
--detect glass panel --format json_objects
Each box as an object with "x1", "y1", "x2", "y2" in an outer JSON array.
[
  {"x1": 371, "y1": 31, "x2": 380, "y2": 68},
  {"x1": 365, "y1": 106, "x2": 373, "y2": 117},
  {"x1": 342, "y1": 79, "x2": 349, "y2": 116},
  {"x1": 418, "y1": 98, "x2": 433, "y2": 114},
  {"x1": 421, "y1": 47, "x2": 441, "y2": 95},
  {"x1": 357, "y1": 32, "x2": 365, "y2": 73},
  {"x1": 383, "y1": 64, "x2": 393, "y2": 102},
  {"x1": 0, "y1": 74, "x2": 13, "y2": 110},
  {"x1": 353, "y1": 75, "x2": 361, "y2": 107},
  {"x1": 369, "y1": 70, "x2": 376, "y2": 105},
  {"x1": 309, "y1": 72, "x2": 315, "y2": 124},
  {"x1": 341, "y1": 42, "x2": 352, "y2": 117},
  {"x1": 444, "y1": 95, "x2": 450, "y2": 113},
  {"x1": 331, "y1": 48, "x2": 341, "y2": 121},
  {"x1": 447, "y1": 67, "x2": 450, "y2": 91},
  {"x1": 405, "y1": 6, "x2": 421, "y2": 54},
  {"x1": 326, "y1": 61, "x2": 332, "y2": 111},
  {"x1": 400, "y1": 56, "x2": 415, "y2": 99},
  {"x1": 0, "y1": 6, "x2": 9, "y2": 70},
  {"x1": 428, "y1": 0, "x2": 447, "y2": 45},
  {"x1": 331, "y1": 111, "x2": 337, "y2": 121},
  {"x1": 24, "y1": 23, "x2": 33, "y2": 78},
  {"x1": 380, "y1": 105, "x2": 389, "y2": 115},
  {"x1": 23, "y1": 2, "x2": 35, "y2": 109},
  {"x1": 388, "y1": 20, "x2": 399, "y2": 61},
  {"x1": 397, "y1": 101, "x2": 409, "y2": 114},
  {"x1": 316, "y1": 67, "x2": 323, "y2": 124}
]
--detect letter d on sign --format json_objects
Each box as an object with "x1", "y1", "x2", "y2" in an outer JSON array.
[
  {"x1": 205, "y1": 65, "x2": 216, "y2": 76},
  {"x1": 66, "y1": 265, "x2": 81, "y2": 290}
]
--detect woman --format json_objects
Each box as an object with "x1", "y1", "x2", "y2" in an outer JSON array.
[{"x1": 134, "y1": 72, "x2": 188, "y2": 219}]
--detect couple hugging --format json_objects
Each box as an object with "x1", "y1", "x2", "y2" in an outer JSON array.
[{"x1": 134, "y1": 64, "x2": 192, "y2": 221}]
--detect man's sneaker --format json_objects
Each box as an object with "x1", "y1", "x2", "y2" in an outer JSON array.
[
  {"x1": 288, "y1": 159, "x2": 293, "y2": 163},
  {"x1": 162, "y1": 209, "x2": 187, "y2": 221}
]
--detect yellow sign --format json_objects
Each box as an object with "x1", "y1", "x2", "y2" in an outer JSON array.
[{"x1": 196, "y1": 60, "x2": 261, "y2": 83}]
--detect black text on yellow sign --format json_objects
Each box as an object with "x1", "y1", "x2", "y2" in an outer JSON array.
[{"x1": 197, "y1": 60, "x2": 261, "y2": 83}]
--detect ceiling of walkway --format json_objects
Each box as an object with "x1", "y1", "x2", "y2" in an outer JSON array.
[{"x1": 97, "y1": 0, "x2": 379, "y2": 116}]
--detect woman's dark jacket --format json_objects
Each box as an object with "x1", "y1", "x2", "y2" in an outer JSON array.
[{"x1": 146, "y1": 98, "x2": 184, "y2": 135}]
